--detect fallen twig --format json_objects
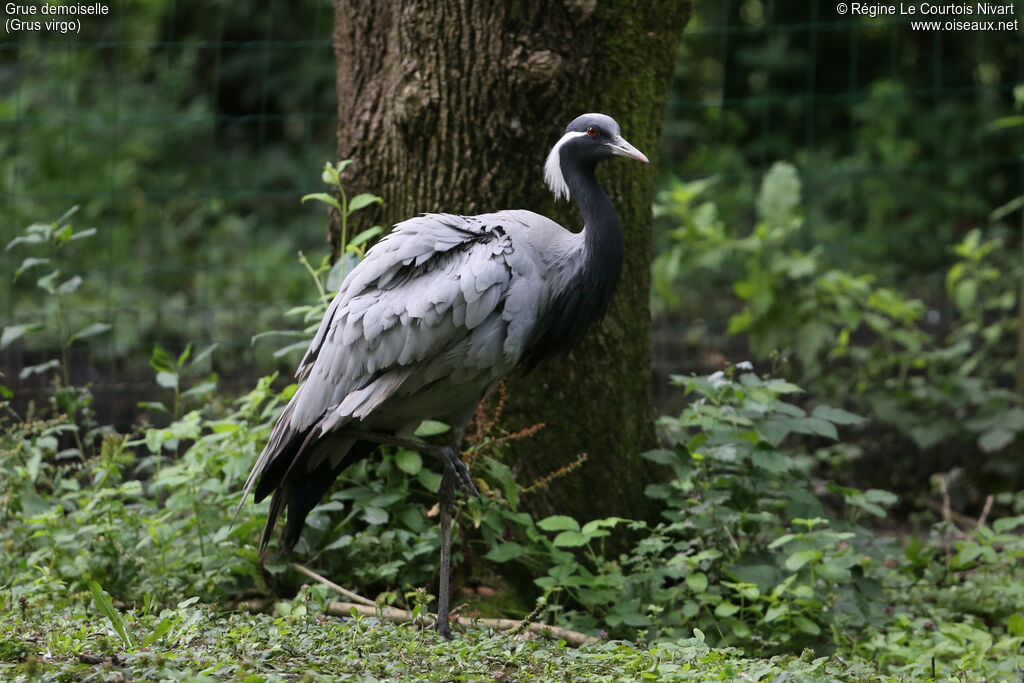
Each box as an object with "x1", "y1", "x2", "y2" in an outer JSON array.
[
  {"x1": 293, "y1": 563, "x2": 376, "y2": 607},
  {"x1": 324, "y1": 601, "x2": 598, "y2": 647}
]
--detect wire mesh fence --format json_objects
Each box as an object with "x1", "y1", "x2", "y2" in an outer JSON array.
[{"x1": 1, "y1": 1, "x2": 1022, "y2": 423}]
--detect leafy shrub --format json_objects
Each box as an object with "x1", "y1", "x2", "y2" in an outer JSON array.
[{"x1": 653, "y1": 162, "x2": 1024, "y2": 491}]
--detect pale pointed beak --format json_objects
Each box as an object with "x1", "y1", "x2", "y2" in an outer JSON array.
[{"x1": 608, "y1": 135, "x2": 649, "y2": 163}]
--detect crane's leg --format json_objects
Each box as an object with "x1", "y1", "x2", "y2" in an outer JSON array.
[
  {"x1": 435, "y1": 466, "x2": 457, "y2": 640},
  {"x1": 336, "y1": 428, "x2": 472, "y2": 639}
]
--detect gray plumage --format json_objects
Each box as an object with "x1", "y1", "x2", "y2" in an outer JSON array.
[{"x1": 241, "y1": 113, "x2": 648, "y2": 638}]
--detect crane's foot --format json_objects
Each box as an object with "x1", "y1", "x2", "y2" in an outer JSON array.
[
  {"x1": 434, "y1": 614, "x2": 454, "y2": 641},
  {"x1": 440, "y1": 445, "x2": 480, "y2": 499}
]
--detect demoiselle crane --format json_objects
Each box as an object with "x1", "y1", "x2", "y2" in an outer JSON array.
[{"x1": 240, "y1": 113, "x2": 648, "y2": 639}]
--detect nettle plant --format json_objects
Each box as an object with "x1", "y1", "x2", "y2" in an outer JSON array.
[
  {"x1": 255, "y1": 160, "x2": 384, "y2": 359},
  {"x1": 485, "y1": 365, "x2": 894, "y2": 650},
  {"x1": 2, "y1": 207, "x2": 113, "y2": 456}
]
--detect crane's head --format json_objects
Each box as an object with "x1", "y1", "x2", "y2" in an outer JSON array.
[{"x1": 544, "y1": 113, "x2": 648, "y2": 201}]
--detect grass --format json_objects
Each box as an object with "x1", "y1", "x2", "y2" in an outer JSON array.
[{"x1": 0, "y1": 591, "x2": 887, "y2": 682}]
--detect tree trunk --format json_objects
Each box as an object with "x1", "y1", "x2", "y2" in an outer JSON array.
[{"x1": 332, "y1": 0, "x2": 690, "y2": 521}]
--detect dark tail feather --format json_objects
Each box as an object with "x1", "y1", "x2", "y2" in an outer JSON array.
[{"x1": 278, "y1": 439, "x2": 379, "y2": 554}]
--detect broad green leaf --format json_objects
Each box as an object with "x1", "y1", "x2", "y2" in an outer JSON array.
[
  {"x1": 784, "y1": 549, "x2": 821, "y2": 571},
  {"x1": 686, "y1": 572, "x2": 708, "y2": 593},
  {"x1": 552, "y1": 531, "x2": 590, "y2": 548},
  {"x1": 395, "y1": 449, "x2": 422, "y2": 475},
  {"x1": 810, "y1": 405, "x2": 865, "y2": 426},
  {"x1": 302, "y1": 192, "x2": 341, "y2": 211},
  {"x1": 150, "y1": 344, "x2": 176, "y2": 372},
  {"x1": 89, "y1": 582, "x2": 135, "y2": 649},
  {"x1": 19, "y1": 359, "x2": 60, "y2": 379},
  {"x1": 486, "y1": 542, "x2": 528, "y2": 563},
  {"x1": 2, "y1": 323, "x2": 43, "y2": 349},
  {"x1": 349, "y1": 226, "x2": 383, "y2": 247},
  {"x1": 793, "y1": 617, "x2": 821, "y2": 635},
  {"x1": 581, "y1": 517, "x2": 627, "y2": 535},
  {"x1": 815, "y1": 562, "x2": 852, "y2": 583},
  {"x1": 642, "y1": 448, "x2": 679, "y2": 466},
  {"x1": 56, "y1": 275, "x2": 83, "y2": 294},
  {"x1": 978, "y1": 427, "x2": 1015, "y2": 453},
  {"x1": 156, "y1": 371, "x2": 179, "y2": 390},
  {"x1": 537, "y1": 515, "x2": 580, "y2": 532},
  {"x1": 414, "y1": 420, "x2": 450, "y2": 437},
  {"x1": 188, "y1": 343, "x2": 218, "y2": 369},
  {"x1": 348, "y1": 193, "x2": 383, "y2": 213},
  {"x1": 15, "y1": 257, "x2": 49, "y2": 278},
  {"x1": 361, "y1": 506, "x2": 388, "y2": 525},
  {"x1": 714, "y1": 601, "x2": 740, "y2": 618},
  {"x1": 182, "y1": 381, "x2": 217, "y2": 397},
  {"x1": 417, "y1": 469, "x2": 442, "y2": 493},
  {"x1": 69, "y1": 322, "x2": 111, "y2": 343},
  {"x1": 140, "y1": 617, "x2": 177, "y2": 647}
]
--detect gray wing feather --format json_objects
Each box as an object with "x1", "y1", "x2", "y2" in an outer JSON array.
[
  {"x1": 252, "y1": 211, "x2": 544, "y2": 478},
  {"x1": 239, "y1": 209, "x2": 575, "y2": 550}
]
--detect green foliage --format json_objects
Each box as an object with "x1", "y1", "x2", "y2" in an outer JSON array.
[
  {"x1": 254, "y1": 161, "x2": 383, "y2": 361},
  {"x1": 3, "y1": 207, "x2": 110, "y2": 382},
  {"x1": 0, "y1": 0, "x2": 337, "y2": 369},
  {"x1": 654, "y1": 165, "x2": 1023, "y2": 486}
]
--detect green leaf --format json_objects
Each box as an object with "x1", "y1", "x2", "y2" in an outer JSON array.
[
  {"x1": 56, "y1": 275, "x2": 83, "y2": 294},
  {"x1": 642, "y1": 448, "x2": 679, "y2": 466},
  {"x1": 486, "y1": 542, "x2": 528, "y2": 563},
  {"x1": 978, "y1": 427, "x2": 1016, "y2": 453},
  {"x1": 187, "y1": 343, "x2": 218, "y2": 369},
  {"x1": 176, "y1": 342, "x2": 193, "y2": 368},
  {"x1": 810, "y1": 405, "x2": 865, "y2": 425},
  {"x1": 361, "y1": 506, "x2": 388, "y2": 525},
  {"x1": 714, "y1": 601, "x2": 740, "y2": 618},
  {"x1": 69, "y1": 322, "x2": 111, "y2": 343},
  {"x1": 1007, "y1": 614, "x2": 1024, "y2": 637},
  {"x1": 793, "y1": 616, "x2": 821, "y2": 635},
  {"x1": 156, "y1": 371, "x2": 179, "y2": 390},
  {"x1": 414, "y1": 420, "x2": 450, "y2": 437},
  {"x1": 815, "y1": 562, "x2": 852, "y2": 583},
  {"x1": 580, "y1": 517, "x2": 627, "y2": 535},
  {"x1": 68, "y1": 227, "x2": 97, "y2": 241},
  {"x1": 89, "y1": 582, "x2": 135, "y2": 649},
  {"x1": 140, "y1": 617, "x2": 177, "y2": 647},
  {"x1": 784, "y1": 549, "x2": 822, "y2": 571},
  {"x1": 537, "y1": 515, "x2": 580, "y2": 532},
  {"x1": 686, "y1": 572, "x2": 708, "y2": 593},
  {"x1": 2, "y1": 323, "x2": 43, "y2": 349},
  {"x1": 150, "y1": 344, "x2": 176, "y2": 373},
  {"x1": 349, "y1": 226, "x2": 383, "y2": 247},
  {"x1": 15, "y1": 257, "x2": 49, "y2": 278},
  {"x1": 395, "y1": 449, "x2": 422, "y2": 475},
  {"x1": 348, "y1": 193, "x2": 383, "y2": 213},
  {"x1": 19, "y1": 359, "x2": 60, "y2": 379},
  {"x1": 181, "y1": 380, "x2": 217, "y2": 398},
  {"x1": 417, "y1": 469, "x2": 442, "y2": 493},
  {"x1": 302, "y1": 192, "x2": 341, "y2": 211},
  {"x1": 552, "y1": 531, "x2": 590, "y2": 548},
  {"x1": 36, "y1": 271, "x2": 59, "y2": 293}
]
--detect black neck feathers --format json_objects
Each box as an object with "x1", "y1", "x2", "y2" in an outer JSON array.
[{"x1": 519, "y1": 157, "x2": 624, "y2": 371}]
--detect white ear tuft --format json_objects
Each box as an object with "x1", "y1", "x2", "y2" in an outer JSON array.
[{"x1": 544, "y1": 131, "x2": 586, "y2": 201}]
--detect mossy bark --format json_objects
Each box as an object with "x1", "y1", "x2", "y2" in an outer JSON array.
[{"x1": 331, "y1": 0, "x2": 690, "y2": 521}]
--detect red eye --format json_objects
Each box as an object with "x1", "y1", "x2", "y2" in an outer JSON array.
[{"x1": 587, "y1": 126, "x2": 597, "y2": 137}]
